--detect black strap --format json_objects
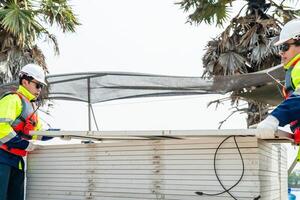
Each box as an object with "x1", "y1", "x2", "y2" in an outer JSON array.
[{"x1": 16, "y1": 131, "x2": 32, "y2": 140}]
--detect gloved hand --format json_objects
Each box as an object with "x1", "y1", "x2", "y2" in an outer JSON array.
[
  {"x1": 255, "y1": 115, "x2": 279, "y2": 139},
  {"x1": 41, "y1": 136, "x2": 54, "y2": 141},
  {"x1": 257, "y1": 115, "x2": 279, "y2": 130},
  {"x1": 249, "y1": 124, "x2": 257, "y2": 129},
  {"x1": 31, "y1": 135, "x2": 54, "y2": 141},
  {"x1": 25, "y1": 142, "x2": 42, "y2": 152},
  {"x1": 60, "y1": 135, "x2": 72, "y2": 141}
]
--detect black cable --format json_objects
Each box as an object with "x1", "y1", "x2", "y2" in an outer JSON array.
[{"x1": 195, "y1": 135, "x2": 244, "y2": 199}]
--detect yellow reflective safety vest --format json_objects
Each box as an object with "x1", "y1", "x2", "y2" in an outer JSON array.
[
  {"x1": 283, "y1": 54, "x2": 300, "y2": 98},
  {"x1": 0, "y1": 86, "x2": 41, "y2": 157}
]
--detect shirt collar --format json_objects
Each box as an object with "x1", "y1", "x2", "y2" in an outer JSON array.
[
  {"x1": 17, "y1": 85, "x2": 36, "y2": 101},
  {"x1": 284, "y1": 53, "x2": 300, "y2": 70}
]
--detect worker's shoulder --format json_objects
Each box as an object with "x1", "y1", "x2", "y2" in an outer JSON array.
[
  {"x1": 295, "y1": 59, "x2": 300, "y2": 68},
  {"x1": 0, "y1": 92, "x2": 22, "y2": 104}
]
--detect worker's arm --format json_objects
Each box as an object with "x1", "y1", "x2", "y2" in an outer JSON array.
[
  {"x1": 264, "y1": 63, "x2": 300, "y2": 128},
  {"x1": 256, "y1": 65, "x2": 300, "y2": 137},
  {"x1": 30, "y1": 118, "x2": 53, "y2": 141},
  {"x1": 0, "y1": 94, "x2": 32, "y2": 150},
  {"x1": 271, "y1": 94, "x2": 300, "y2": 126},
  {"x1": 31, "y1": 135, "x2": 53, "y2": 141}
]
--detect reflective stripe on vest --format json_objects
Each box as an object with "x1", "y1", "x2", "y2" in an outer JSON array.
[
  {"x1": 0, "y1": 118, "x2": 14, "y2": 124},
  {"x1": 284, "y1": 67, "x2": 295, "y2": 98},
  {"x1": 0, "y1": 131, "x2": 17, "y2": 144},
  {"x1": 0, "y1": 92, "x2": 38, "y2": 157}
]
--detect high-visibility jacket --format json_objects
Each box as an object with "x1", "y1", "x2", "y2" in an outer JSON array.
[
  {"x1": 283, "y1": 54, "x2": 300, "y2": 98},
  {"x1": 281, "y1": 54, "x2": 300, "y2": 132},
  {"x1": 271, "y1": 54, "x2": 300, "y2": 128},
  {"x1": 0, "y1": 85, "x2": 42, "y2": 157}
]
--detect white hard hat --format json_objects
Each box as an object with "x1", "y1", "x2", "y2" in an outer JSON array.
[
  {"x1": 275, "y1": 19, "x2": 300, "y2": 46},
  {"x1": 19, "y1": 64, "x2": 47, "y2": 85}
]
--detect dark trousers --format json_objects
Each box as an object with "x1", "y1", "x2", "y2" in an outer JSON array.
[{"x1": 0, "y1": 163, "x2": 24, "y2": 200}]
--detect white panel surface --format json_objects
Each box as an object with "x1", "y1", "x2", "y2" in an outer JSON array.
[{"x1": 26, "y1": 133, "x2": 287, "y2": 200}]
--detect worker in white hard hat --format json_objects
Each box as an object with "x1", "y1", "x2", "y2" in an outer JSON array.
[
  {"x1": 0, "y1": 63, "x2": 52, "y2": 200},
  {"x1": 256, "y1": 19, "x2": 300, "y2": 139}
]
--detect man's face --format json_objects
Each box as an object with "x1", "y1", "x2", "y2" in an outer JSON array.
[
  {"x1": 280, "y1": 39, "x2": 300, "y2": 65},
  {"x1": 22, "y1": 79, "x2": 43, "y2": 98}
]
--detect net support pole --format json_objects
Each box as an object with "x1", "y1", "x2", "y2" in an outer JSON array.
[{"x1": 87, "y1": 77, "x2": 91, "y2": 131}]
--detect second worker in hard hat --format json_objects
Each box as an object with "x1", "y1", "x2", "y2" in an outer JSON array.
[
  {"x1": 0, "y1": 63, "x2": 52, "y2": 200},
  {"x1": 256, "y1": 19, "x2": 300, "y2": 139}
]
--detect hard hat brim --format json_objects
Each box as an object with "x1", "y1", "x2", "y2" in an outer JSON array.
[
  {"x1": 35, "y1": 78, "x2": 47, "y2": 86},
  {"x1": 274, "y1": 38, "x2": 288, "y2": 46}
]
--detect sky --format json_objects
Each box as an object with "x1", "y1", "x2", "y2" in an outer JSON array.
[
  {"x1": 37, "y1": 0, "x2": 298, "y2": 165},
  {"x1": 39, "y1": 0, "x2": 248, "y2": 131}
]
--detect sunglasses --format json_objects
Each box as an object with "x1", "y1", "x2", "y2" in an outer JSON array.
[
  {"x1": 279, "y1": 42, "x2": 297, "y2": 52},
  {"x1": 30, "y1": 81, "x2": 44, "y2": 89}
]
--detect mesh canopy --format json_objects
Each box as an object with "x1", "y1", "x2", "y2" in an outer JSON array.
[
  {"x1": 0, "y1": 64, "x2": 285, "y2": 105},
  {"x1": 48, "y1": 72, "x2": 214, "y2": 103}
]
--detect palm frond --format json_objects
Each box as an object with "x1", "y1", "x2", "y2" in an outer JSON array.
[
  {"x1": 218, "y1": 51, "x2": 247, "y2": 75},
  {"x1": 31, "y1": 45, "x2": 47, "y2": 71},
  {"x1": 0, "y1": 1, "x2": 43, "y2": 48},
  {"x1": 176, "y1": 0, "x2": 234, "y2": 26},
  {"x1": 40, "y1": 0, "x2": 80, "y2": 32},
  {"x1": 0, "y1": 0, "x2": 79, "y2": 84},
  {"x1": 271, "y1": 1, "x2": 299, "y2": 23},
  {"x1": 250, "y1": 44, "x2": 268, "y2": 64},
  {"x1": 240, "y1": 25, "x2": 259, "y2": 48},
  {"x1": 179, "y1": 0, "x2": 300, "y2": 125}
]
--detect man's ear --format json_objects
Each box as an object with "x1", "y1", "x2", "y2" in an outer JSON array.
[{"x1": 21, "y1": 79, "x2": 28, "y2": 86}]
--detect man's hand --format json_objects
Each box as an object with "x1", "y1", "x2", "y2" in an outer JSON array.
[
  {"x1": 255, "y1": 115, "x2": 279, "y2": 139},
  {"x1": 249, "y1": 124, "x2": 257, "y2": 129},
  {"x1": 257, "y1": 115, "x2": 279, "y2": 130}
]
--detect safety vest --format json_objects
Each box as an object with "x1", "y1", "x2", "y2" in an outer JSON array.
[
  {"x1": 283, "y1": 58, "x2": 300, "y2": 98},
  {"x1": 0, "y1": 92, "x2": 38, "y2": 157},
  {"x1": 282, "y1": 56, "x2": 300, "y2": 133}
]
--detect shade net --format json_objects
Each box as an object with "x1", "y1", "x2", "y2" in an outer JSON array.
[{"x1": 0, "y1": 64, "x2": 285, "y2": 105}]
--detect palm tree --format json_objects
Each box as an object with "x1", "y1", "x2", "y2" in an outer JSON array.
[
  {"x1": 177, "y1": 0, "x2": 300, "y2": 127},
  {"x1": 0, "y1": 0, "x2": 79, "y2": 84}
]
